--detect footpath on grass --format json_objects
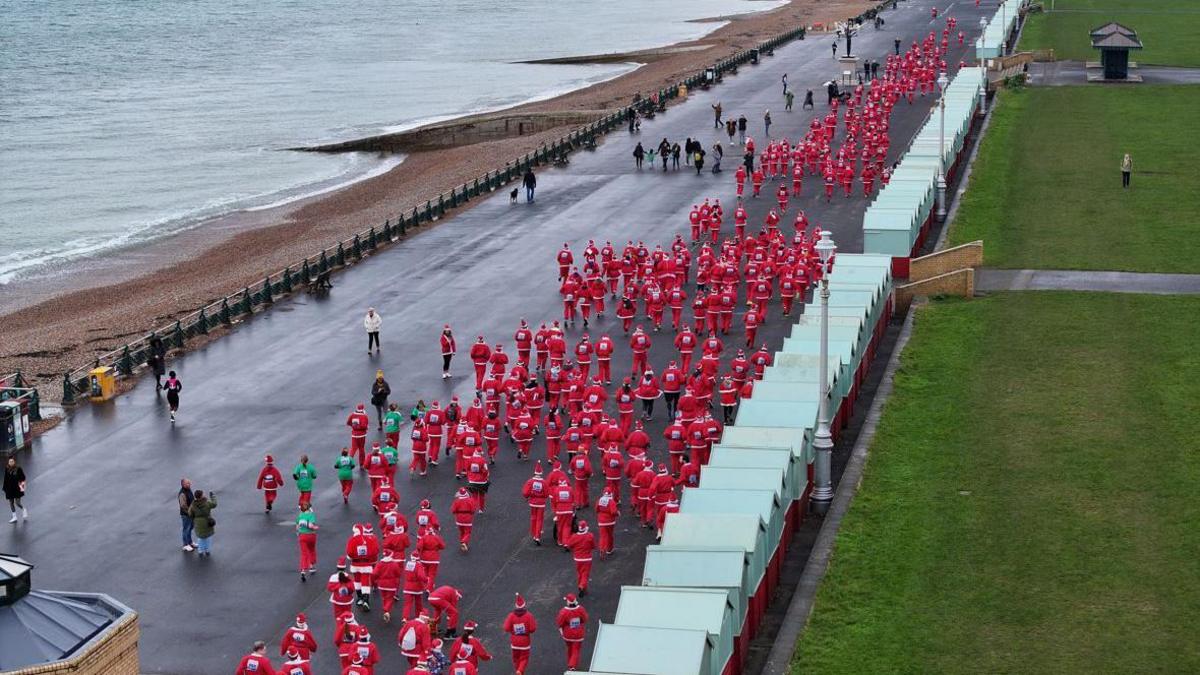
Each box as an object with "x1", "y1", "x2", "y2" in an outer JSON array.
[{"x1": 977, "y1": 268, "x2": 1200, "y2": 294}]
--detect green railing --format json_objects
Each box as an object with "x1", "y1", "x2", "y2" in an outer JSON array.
[
  {"x1": 57, "y1": 20, "x2": 825, "y2": 405},
  {"x1": 1, "y1": 371, "x2": 41, "y2": 421}
]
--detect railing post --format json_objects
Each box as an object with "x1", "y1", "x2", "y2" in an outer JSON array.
[
  {"x1": 301, "y1": 259, "x2": 311, "y2": 283},
  {"x1": 241, "y1": 288, "x2": 253, "y2": 315},
  {"x1": 336, "y1": 243, "x2": 346, "y2": 267},
  {"x1": 62, "y1": 374, "x2": 75, "y2": 405},
  {"x1": 197, "y1": 308, "x2": 209, "y2": 335},
  {"x1": 220, "y1": 298, "x2": 232, "y2": 325},
  {"x1": 282, "y1": 267, "x2": 293, "y2": 293},
  {"x1": 368, "y1": 226, "x2": 377, "y2": 249},
  {"x1": 319, "y1": 251, "x2": 330, "y2": 274},
  {"x1": 352, "y1": 234, "x2": 362, "y2": 260},
  {"x1": 117, "y1": 345, "x2": 133, "y2": 376},
  {"x1": 172, "y1": 320, "x2": 185, "y2": 349},
  {"x1": 437, "y1": 195, "x2": 445, "y2": 218},
  {"x1": 262, "y1": 277, "x2": 273, "y2": 304}
]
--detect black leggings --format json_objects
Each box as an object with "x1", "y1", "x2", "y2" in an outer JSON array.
[
  {"x1": 368, "y1": 332, "x2": 380, "y2": 351},
  {"x1": 443, "y1": 354, "x2": 453, "y2": 372},
  {"x1": 641, "y1": 399, "x2": 654, "y2": 417},
  {"x1": 664, "y1": 392, "x2": 680, "y2": 419},
  {"x1": 8, "y1": 497, "x2": 23, "y2": 512},
  {"x1": 1122, "y1": 171, "x2": 1131, "y2": 188}
]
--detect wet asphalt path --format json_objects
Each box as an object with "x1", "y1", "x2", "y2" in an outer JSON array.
[{"x1": 0, "y1": 1, "x2": 990, "y2": 672}]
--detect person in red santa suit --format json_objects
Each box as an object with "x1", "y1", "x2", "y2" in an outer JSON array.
[
  {"x1": 349, "y1": 630, "x2": 380, "y2": 674},
  {"x1": 280, "y1": 613, "x2": 318, "y2": 661},
  {"x1": 328, "y1": 557, "x2": 356, "y2": 620},
  {"x1": 417, "y1": 525, "x2": 446, "y2": 591},
  {"x1": 397, "y1": 611, "x2": 433, "y2": 667},
  {"x1": 556, "y1": 243, "x2": 574, "y2": 281},
  {"x1": 550, "y1": 478, "x2": 575, "y2": 547},
  {"x1": 346, "y1": 403, "x2": 370, "y2": 465},
  {"x1": 533, "y1": 323, "x2": 550, "y2": 371},
  {"x1": 279, "y1": 647, "x2": 311, "y2": 675},
  {"x1": 400, "y1": 552, "x2": 428, "y2": 620},
  {"x1": 522, "y1": 461, "x2": 550, "y2": 544},
  {"x1": 752, "y1": 166, "x2": 764, "y2": 196},
  {"x1": 235, "y1": 641, "x2": 276, "y2": 675},
  {"x1": 371, "y1": 477, "x2": 399, "y2": 515},
  {"x1": 373, "y1": 549, "x2": 403, "y2": 623},
  {"x1": 586, "y1": 333, "x2": 612, "y2": 385},
  {"x1": 565, "y1": 519, "x2": 596, "y2": 595},
  {"x1": 677, "y1": 456, "x2": 701, "y2": 490},
  {"x1": 628, "y1": 325, "x2": 652, "y2": 377},
  {"x1": 662, "y1": 411, "x2": 688, "y2": 473},
  {"x1": 750, "y1": 343, "x2": 773, "y2": 379},
  {"x1": 464, "y1": 449, "x2": 491, "y2": 511},
  {"x1": 256, "y1": 455, "x2": 283, "y2": 513},
  {"x1": 346, "y1": 523, "x2": 380, "y2": 610},
  {"x1": 424, "y1": 401, "x2": 446, "y2": 466},
  {"x1": 656, "y1": 495, "x2": 680, "y2": 542},
  {"x1": 468, "y1": 337, "x2": 490, "y2": 391},
  {"x1": 674, "y1": 325, "x2": 698, "y2": 372},
  {"x1": 595, "y1": 486, "x2": 619, "y2": 555},
  {"x1": 479, "y1": 410, "x2": 501, "y2": 462},
  {"x1": 614, "y1": 379, "x2": 635, "y2": 435},
  {"x1": 776, "y1": 183, "x2": 790, "y2": 213},
  {"x1": 556, "y1": 594, "x2": 589, "y2": 670},
  {"x1": 569, "y1": 448, "x2": 593, "y2": 508},
  {"x1": 365, "y1": 443, "x2": 388, "y2": 493},
  {"x1": 513, "y1": 319, "x2": 533, "y2": 365},
  {"x1": 600, "y1": 445, "x2": 625, "y2": 505},
  {"x1": 428, "y1": 584, "x2": 463, "y2": 637},
  {"x1": 335, "y1": 620, "x2": 360, "y2": 671},
  {"x1": 631, "y1": 458, "x2": 655, "y2": 527},
  {"x1": 448, "y1": 487, "x2": 476, "y2": 552},
  {"x1": 503, "y1": 594, "x2": 538, "y2": 675},
  {"x1": 650, "y1": 463, "x2": 675, "y2": 522},
  {"x1": 449, "y1": 620, "x2": 493, "y2": 670},
  {"x1": 409, "y1": 420, "x2": 429, "y2": 476},
  {"x1": 635, "y1": 368, "x2": 661, "y2": 420}
]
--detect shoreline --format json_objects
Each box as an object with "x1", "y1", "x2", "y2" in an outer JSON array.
[{"x1": 0, "y1": 0, "x2": 873, "y2": 400}]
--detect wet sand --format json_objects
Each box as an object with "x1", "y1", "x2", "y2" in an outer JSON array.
[{"x1": 0, "y1": 0, "x2": 874, "y2": 399}]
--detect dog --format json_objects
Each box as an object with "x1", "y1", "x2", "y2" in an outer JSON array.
[{"x1": 509, "y1": 188, "x2": 519, "y2": 204}]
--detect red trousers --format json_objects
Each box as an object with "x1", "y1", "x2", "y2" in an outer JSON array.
[
  {"x1": 638, "y1": 497, "x2": 653, "y2": 524},
  {"x1": 423, "y1": 561, "x2": 440, "y2": 591},
  {"x1": 782, "y1": 296, "x2": 795, "y2": 315},
  {"x1": 529, "y1": 506, "x2": 545, "y2": 540},
  {"x1": 670, "y1": 452, "x2": 684, "y2": 474},
  {"x1": 680, "y1": 352, "x2": 693, "y2": 372},
  {"x1": 512, "y1": 648, "x2": 531, "y2": 674},
  {"x1": 605, "y1": 477, "x2": 621, "y2": 503},
  {"x1": 332, "y1": 601, "x2": 353, "y2": 620},
  {"x1": 340, "y1": 479, "x2": 353, "y2": 499},
  {"x1": 574, "y1": 559, "x2": 592, "y2": 590},
  {"x1": 298, "y1": 533, "x2": 317, "y2": 571},
  {"x1": 632, "y1": 352, "x2": 647, "y2": 376},
  {"x1": 573, "y1": 479, "x2": 590, "y2": 508},
  {"x1": 410, "y1": 453, "x2": 427, "y2": 474},
  {"x1": 546, "y1": 438, "x2": 559, "y2": 461},
  {"x1": 430, "y1": 598, "x2": 459, "y2": 632},
  {"x1": 428, "y1": 436, "x2": 442, "y2": 463},
  {"x1": 263, "y1": 489, "x2": 277, "y2": 510},
  {"x1": 599, "y1": 524, "x2": 614, "y2": 554},
  {"x1": 457, "y1": 524, "x2": 472, "y2": 546},
  {"x1": 474, "y1": 363, "x2": 486, "y2": 389},
  {"x1": 351, "y1": 436, "x2": 367, "y2": 464},
  {"x1": 298, "y1": 491, "x2": 312, "y2": 508},
  {"x1": 597, "y1": 359, "x2": 611, "y2": 383},
  {"x1": 565, "y1": 640, "x2": 583, "y2": 669},
  {"x1": 555, "y1": 513, "x2": 573, "y2": 544},
  {"x1": 402, "y1": 591, "x2": 422, "y2": 619},
  {"x1": 379, "y1": 588, "x2": 398, "y2": 616}
]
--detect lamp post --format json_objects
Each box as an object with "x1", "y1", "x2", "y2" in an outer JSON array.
[
  {"x1": 1000, "y1": 1, "x2": 1007, "y2": 55},
  {"x1": 936, "y1": 72, "x2": 950, "y2": 222},
  {"x1": 810, "y1": 230, "x2": 837, "y2": 517}
]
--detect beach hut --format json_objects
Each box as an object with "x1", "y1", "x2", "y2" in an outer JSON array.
[
  {"x1": 642, "y1": 546, "x2": 753, "y2": 661},
  {"x1": 661, "y1": 513, "x2": 770, "y2": 633},
  {"x1": 613, "y1": 587, "x2": 736, "y2": 675},
  {"x1": 587, "y1": 623, "x2": 712, "y2": 675},
  {"x1": 689, "y1": 467, "x2": 788, "y2": 589},
  {"x1": 681, "y1": 486, "x2": 787, "y2": 571},
  {"x1": 703, "y1": 448, "x2": 800, "y2": 534}
]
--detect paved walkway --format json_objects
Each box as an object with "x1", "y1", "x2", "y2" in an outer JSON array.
[
  {"x1": 0, "y1": 1, "x2": 990, "y2": 673},
  {"x1": 977, "y1": 268, "x2": 1200, "y2": 294},
  {"x1": 1029, "y1": 60, "x2": 1200, "y2": 86}
]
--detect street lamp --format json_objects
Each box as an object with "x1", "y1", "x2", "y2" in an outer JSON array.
[
  {"x1": 1000, "y1": 1, "x2": 1007, "y2": 55},
  {"x1": 936, "y1": 72, "x2": 950, "y2": 221},
  {"x1": 810, "y1": 230, "x2": 837, "y2": 517}
]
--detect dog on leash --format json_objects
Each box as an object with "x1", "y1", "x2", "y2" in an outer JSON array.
[{"x1": 509, "y1": 188, "x2": 519, "y2": 204}]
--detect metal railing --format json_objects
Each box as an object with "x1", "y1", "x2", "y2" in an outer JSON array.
[
  {"x1": 1, "y1": 371, "x2": 41, "y2": 421},
  {"x1": 56, "y1": 21, "x2": 830, "y2": 405}
]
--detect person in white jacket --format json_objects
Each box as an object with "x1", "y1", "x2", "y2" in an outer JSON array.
[{"x1": 364, "y1": 308, "x2": 382, "y2": 354}]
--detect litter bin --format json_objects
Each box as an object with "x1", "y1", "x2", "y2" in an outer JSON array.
[
  {"x1": 679, "y1": 84, "x2": 688, "y2": 98},
  {"x1": 750, "y1": 48, "x2": 760, "y2": 64},
  {"x1": 0, "y1": 400, "x2": 28, "y2": 453},
  {"x1": 89, "y1": 366, "x2": 116, "y2": 402},
  {"x1": 705, "y1": 67, "x2": 716, "y2": 84}
]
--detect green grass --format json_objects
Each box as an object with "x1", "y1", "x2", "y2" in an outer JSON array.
[
  {"x1": 948, "y1": 85, "x2": 1200, "y2": 273},
  {"x1": 792, "y1": 293, "x2": 1200, "y2": 673},
  {"x1": 1019, "y1": 0, "x2": 1200, "y2": 67}
]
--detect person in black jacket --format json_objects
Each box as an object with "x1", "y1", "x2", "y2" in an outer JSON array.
[
  {"x1": 523, "y1": 168, "x2": 536, "y2": 202},
  {"x1": 5, "y1": 457, "x2": 27, "y2": 523},
  {"x1": 371, "y1": 370, "x2": 391, "y2": 429}
]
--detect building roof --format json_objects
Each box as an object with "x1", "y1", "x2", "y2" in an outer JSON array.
[
  {"x1": 1091, "y1": 22, "x2": 1143, "y2": 49},
  {"x1": 0, "y1": 591, "x2": 128, "y2": 671}
]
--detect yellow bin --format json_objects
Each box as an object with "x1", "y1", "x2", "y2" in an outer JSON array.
[
  {"x1": 679, "y1": 84, "x2": 688, "y2": 98},
  {"x1": 89, "y1": 366, "x2": 116, "y2": 402}
]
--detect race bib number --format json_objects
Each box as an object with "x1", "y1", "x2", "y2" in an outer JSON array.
[
  {"x1": 356, "y1": 545, "x2": 368, "y2": 556},
  {"x1": 513, "y1": 623, "x2": 527, "y2": 635}
]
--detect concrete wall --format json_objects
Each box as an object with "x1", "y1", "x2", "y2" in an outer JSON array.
[
  {"x1": 8, "y1": 612, "x2": 139, "y2": 675},
  {"x1": 896, "y1": 268, "x2": 975, "y2": 308},
  {"x1": 908, "y1": 241, "x2": 984, "y2": 281},
  {"x1": 299, "y1": 110, "x2": 610, "y2": 154}
]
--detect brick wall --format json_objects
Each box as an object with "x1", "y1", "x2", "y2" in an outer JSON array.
[
  {"x1": 8, "y1": 612, "x2": 139, "y2": 675},
  {"x1": 896, "y1": 269, "x2": 975, "y2": 308},
  {"x1": 909, "y1": 241, "x2": 984, "y2": 281}
]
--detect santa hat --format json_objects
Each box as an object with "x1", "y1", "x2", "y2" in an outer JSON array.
[
  {"x1": 357, "y1": 630, "x2": 371, "y2": 643},
  {"x1": 463, "y1": 620, "x2": 478, "y2": 631},
  {"x1": 337, "y1": 556, "x2": 348, "y2": 569},
  {"x1": 564, "y1": 593, "x2": 578, "y2": 606},
  {"x1": 658, "y1": 464, "x2": 669, "y2": 474},
  {"x1": 514, "y1": 593, "x2": 527, "y2": 610},
  {"x1": 339, "y1": 610, "x2": 356, "y2": 622},
  {"x1": 372, "y1": 441, "x2": 381, "y2": 449},
  {"x1": 456, "y1": 487, "x2": 469, "y2": 498},
  {"x1": 577, "y1": 520, "x2": 589, "y2": 533},
  {"x1": 533, "y1": 461, "x2": 544, "y2": 475},
  {"x1": 443, "y1": 324, "x2": 451, "y2": 329},
  {"x1": 420, "y1": 499, "x2": 432, "y2": 509},
  {"x1": 285, "y1": 647, "x2": 300, "y2": 659},
  {"x1": 264, "y1": 454, "x2": 274, "y2": 464},
  {"x1": 432, "y1": 638, "x2": 444, "y2": 651},
  {"x1": 295, "y1": 613, "x2": 307, "y2": 628},
  {"x1": 418, "y1": 610, "x2": 430, "y2": 620}
]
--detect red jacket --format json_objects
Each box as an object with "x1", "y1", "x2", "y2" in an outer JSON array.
[
  {"x1": 397, "y1": 618, "x2": 431, "y2": 658},
  {"x1": 345, "y1": 531, "x2": 379, "y2": 567},
  {"x1": 401, "y1": 557, "x2": 427, "y2": 594},
  {"x1": 595, "y1": 491, "x2": 619, "y2": 526},
  {"x1": 448, "y1": 635, "x2": 492, "y2": 667},
  {"x1": 257, "y1": 465, "x2": 283, "y2": 492},
  {"x1": 503, "y1": 610, "x2": 538, "y2": 649},
  {"x1": 551, "y1": 483, "x2": 575, "y2": 516},
  {"x1": 236, "y1": 653, "x2": 276, "y2": 675},
  {"x1": 635, "y1": 376, "x2": 661, "y2": 400},
  {"x1": 373, "y1": 555, "x2": 403, "y2": 592},
  {"x1": 280, "y1": 625, "x2": 318, "y2": 659},
  {"x1": 557, "y1": 605, "x2": 589, "y2": 642},
  {"x1": 469, "y1": 342, "x2": 491, "y2": 365},
  {"x1": 441, "y1": 333, "x2": 457, "y2": 356},
  {"x1": 567, "y1": 529, "x2": 595, "y2": 561},
  {"x1": 346, "y1": 411, "x2": 369, "y2": 438},
  {"x1": 451, "y1": 493, "x2": 477, "y2": 527},
  {"x1": 629, "y1": 331, "x2": 651, "y2": 354}
]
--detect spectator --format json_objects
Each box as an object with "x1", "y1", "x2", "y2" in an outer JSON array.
[
  {"x1": 1121, "y1": 153, "x2": 1132, "y2": 188},
  {"x1": 4, "y1": 457, "x2": 27, "y2": 523},
  {"x1": 364, "y1": 307, "x2": 382, "y2": 354},
  {"x1": 178, "y1": 478, "x2": 195, "y2": 551},
  {"x1": 189, "y1": 489, "x2": 217, "y2": 557},
  {"x1": 371, "y1": 369, "x2": 391, "y2": 429},
  {"x1": 523, "y1": 168, "x2": 537, "y2": 202},
  {"x1": 632, "y1": 142, "x2": 645, "y2": 169}
]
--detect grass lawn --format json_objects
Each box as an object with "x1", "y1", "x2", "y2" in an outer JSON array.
[
  {"x1": 1019, "y1": 0, "x2": 1200, "y2": 67},
  {"x1": 948, "y1": 85, "x2": 1200, "y2": 273},
  {"x1": 793, "y1": 293, "x2": 1200, "y2": 673}
]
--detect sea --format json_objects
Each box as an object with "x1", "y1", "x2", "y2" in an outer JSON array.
[{"x1": 0, "y1": 0, "x2": 783, "y2": 287}]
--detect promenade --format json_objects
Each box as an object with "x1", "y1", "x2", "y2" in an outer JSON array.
[{"x1": 0, "y1": 1, "x2": 990, "y2": 672}]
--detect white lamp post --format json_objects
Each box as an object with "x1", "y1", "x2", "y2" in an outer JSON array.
[
  {"x1": 936, "y1": 72, "x2": 950, "y2": 221},
  {"x1": 810, "y1": 230, "x2": 837, "y2": 516},
  {"x1": 1000, "y1": 1, "x2": 1007, "y2": 55}
]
